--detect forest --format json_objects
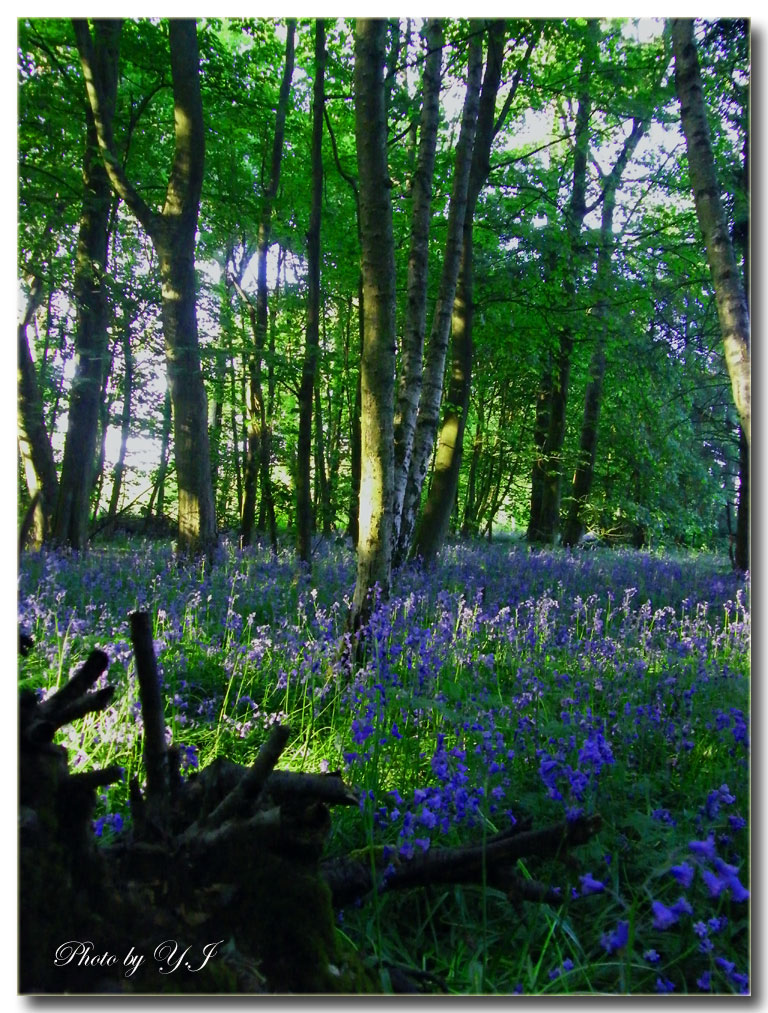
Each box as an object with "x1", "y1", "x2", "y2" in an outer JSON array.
[{"x1": 18, "y1": 17, "x2": 749, "y2": 996}]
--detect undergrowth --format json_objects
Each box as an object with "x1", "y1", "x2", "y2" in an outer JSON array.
[{"x1": 18, "y1": 537, "x2": 750, "y2": 995}]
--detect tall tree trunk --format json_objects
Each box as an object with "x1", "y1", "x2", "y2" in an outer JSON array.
[
  {"x1": 18, "y1": 276, "x2": 58, "y2": 547},
  {"x1": 528, "y1": 19, "x2": 599, "y2": 545},
  {"x1": 562, "y1": 117, "x2": 650, "y2": 547},
  {"x1": 395, "y1": 29, "x2": 483, "y2": 564},
  {"x1": 461, "y1": 398, "x2": 485, "y2": 538},
  {"x1": 314, "y1": 382, "x2": 333, "y2": 535},
  {"x1": 90, "y1": 371, "x2": 114, "y2": 526},
  {"x1": 414, "y1": 21, "x2": 537, "y2": 561},
  {"x1": 671, "y1": 18, "x2": 750, "y2": 447},
  {"x1": 413, "y1": 219, "x2": 475, "y2": 560},
  {"x1": 734, "y1": 126, "x2": 749, "y2": 572},
  {"x1": 348, "y1": 289, "x2": 363, "y2": 548},
  {"x1": 106, "y1": 313, "x2": 134, "y2": 531},
  {"x1": 350, "y1": 18, "x2": 398, "y2": 629},
  {"x1": 391, "y1": 18, "x2": 443, "y2": 546},
  {"x1": 54, "y1": 19, "x2": 120, "y2": 550},
  {"x1": 145, "y1": 387, "x2": 172, "y2": 527},
  {"x1": 240, "y1": 19, "x2": 295, "y2": 551},
  {"x1": 74, "y1": 17, "x2": 216, "y2": 556},
  {"x1": 297, "y1": 19, "x2": 326, "y2": 565}
]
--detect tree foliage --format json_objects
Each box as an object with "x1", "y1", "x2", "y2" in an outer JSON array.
[{"x1": 18, "y1": 17, "x2": 749, "y2": 569}]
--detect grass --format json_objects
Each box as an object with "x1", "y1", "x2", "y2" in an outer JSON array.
[{"x1": 18, "y1": 536, "x2": 750, "y2": 994}]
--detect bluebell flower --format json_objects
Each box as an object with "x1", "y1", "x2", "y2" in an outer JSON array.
[
  {"x1": 716, "y1": 956, "x2": 735, "y2": 977},
  {"x1": 651, "y1": 900, "x2": 679, "y2": 930},
  {"x1": 601, "y1": 920, "x2": 629, "y2": 954},
  {"x1": 655, "y1": 977, "x2": 675, "y2": 993},
  {"x1": 670, "y1": 896, "x2": 693, "y2": 917},
  {"x1": 702, "y1": 869, "x2": 727, "y2": 898},
  {"x1": 696, "y1": 971, "x2": 711, "y2": 990},
  {"x1": 669, "y1": 861, "x2": 694, "y2": 888},
  {"x1": 579, "y1": 872, "x2": 605, "y2": 895},
  {"x1": 689, "y1": 835, "x2": 717, "y2": 861},
  {"x1": 643, "y1": 949, "x2": 660, "y2": 964}
]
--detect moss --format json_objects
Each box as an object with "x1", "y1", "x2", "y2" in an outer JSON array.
[{"x1": 225, "y1": 852, "x2": 341, "y2": 992}]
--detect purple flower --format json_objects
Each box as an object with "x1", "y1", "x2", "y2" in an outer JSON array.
[
  {"x1": 601, "y1": 920, "x2": 629, "y2": 954},
  {"x1": 655, "y1": 977, "x2": 675, "y2": 993},
  {"x1": 670, "y1": 896, "x2": 693, "y2": 917},
  {"x1": 696, "y1": 971, "x2": 711, "y2": 990},
  {"x1": 716, "y1": 956, "x2": 735, "y2": 977},
  {"x1": 731, "y1": 972, "x2": 749, "y2": 993},
  {"x1": 689, "y1": 835, "x2": 717, "y2": 861},
  {"x1": 714, "y1": 858, "x2": 749, "y2": 902},
  {"x1": 669, "y1": 861, "x2": 694, "y2": 888},
  {"x1": 651, "y1": 808, "x2": 676, "y2": 826},
  {"x1": 702, "y1": 868, "x2": 727, "y2": 898},
  {"x1": 643, "y1": 949, "x2": 660, "y2": 964},
  {"x1": 651, "y1": 900, "x2": 679, "y2": 930},
  {"x1": 579, "y1": 871, "x2": 605, "y2": 895}
]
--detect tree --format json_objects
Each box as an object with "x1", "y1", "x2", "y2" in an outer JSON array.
[
  {"x1": 415, "y1": 22, "x2": 539, "y2": 561},
  {"x1": 74, "y1": 17, "x2": 217, "y2": 555},
  {"x1": 671, "y1": 18, "x2": 750, "y2": 448},
  {"x1": 390, "y1": 18, "x2": 444, "y2": 550},
  {"x1": 349, "y1": 18, "x2": 398, "y2": 630},
  {"x1": 53, "y1": 19, "x2": 120, "y2": 549},
  {"x1": 238, "y1": 19, "x2": 296, "y2": 551},
  {"x1": 18, "y1": 276, "x2": 59, "y2": 546},
  {"x1": 394, "y1": 26, "x2": 483, "y2": 564},
  {"x1": 527, "y1": 19, "x2": 600, "y2": 545},
  {"x1": 297, "y1": 19, "x2": 326, "y2": 566},
  {"x1": 561, "y1": 117, "x2": 651, "y2": 547}
]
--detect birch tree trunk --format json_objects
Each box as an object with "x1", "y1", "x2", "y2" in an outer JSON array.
[
  {"x1": 395, "y1": 30, "x2": 483, "y2": 564},
  {"x1": 391, "y1": 19, "x2": 443, "y2": 544},
  {"x1": 350, "y1": 18, "x2": 397, "y2": 629},
  {"x1": 414, "y1": 22, "x2": 538, "y2": 561},
  {"x1": 671, "y1": 18, "x2": 750, "y2": 447},
  {"x1": 297, "y1": 19, "x2": 326, "y2": 565}
]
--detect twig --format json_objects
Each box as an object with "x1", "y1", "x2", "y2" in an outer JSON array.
[
  {"x1": 202, "y1": 723, "x2": 291, "y2": 829},
  {"x1": 129, "y1": 611, "x2": 170, "y2": 832}
]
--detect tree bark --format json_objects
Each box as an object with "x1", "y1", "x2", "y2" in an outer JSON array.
[
  {"x1": 145, "y1": 387, "x2": 172, "y2": 529},
  {"x1": 106, "y1": 309, "x2": 135, "y2": 532},
  {"x1": 297, "y1": 19, "x2": 326, "y2": 565},
  {"x1": 391, "y1": 19, "x2": 444, "y2": 546},
  {"x1": 395, "y1": 30, "x2": 483, "y2": 565},
  {"x1": 54, "y1": 19, "x2": 120, "y2": 550},
  {"x1": 74, "y1": 17, "x2": 216, "y2": 555},
  {"x1": 18, "y1": 276, "x2": 59, "y2": 547},
  {"x1": 671, "y1": 18, "x2": 750, "y2": 447},
  {"x1": 414, "y1": 22, "x2": 538, "y2": 561},
  {"x1": 350, "y1": 18, "x2": 398, "y2": 628}
]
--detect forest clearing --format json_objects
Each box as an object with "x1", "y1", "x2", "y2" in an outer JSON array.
[{"x1": 18, "y1": 16, "x2": 749, "y2": 996}]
